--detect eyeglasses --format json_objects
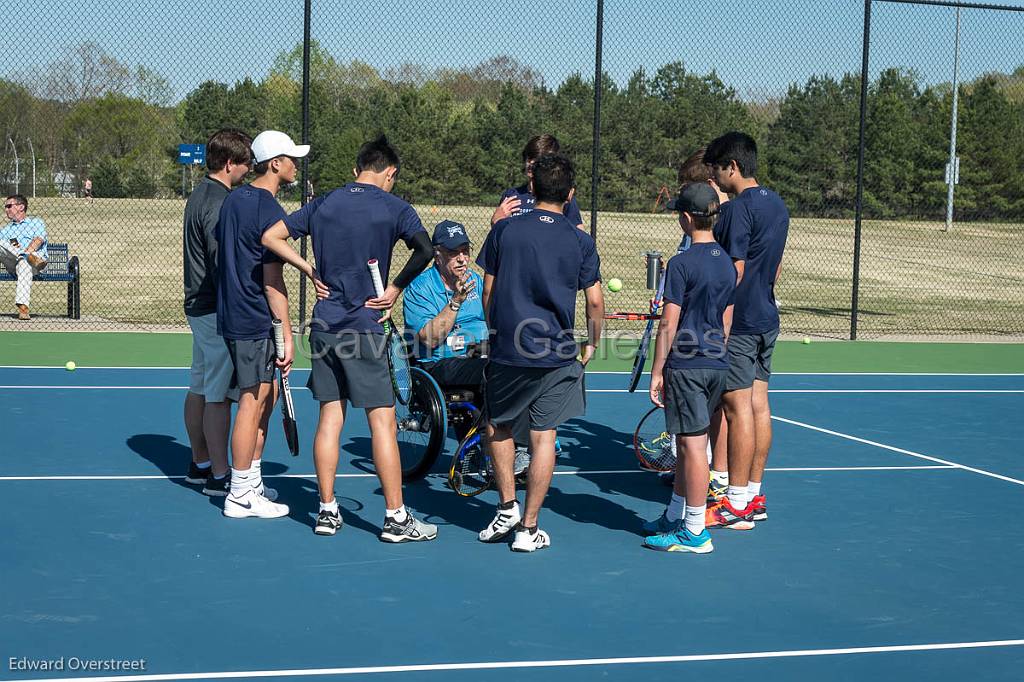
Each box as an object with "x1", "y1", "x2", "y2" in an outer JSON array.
[{"x1": 4, "y1": 203, "x2": 20, "y2": 209}]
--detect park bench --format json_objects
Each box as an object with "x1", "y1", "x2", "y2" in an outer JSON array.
[{"x1": 0, "y1": 242, "x2": 81, "y2": 319}]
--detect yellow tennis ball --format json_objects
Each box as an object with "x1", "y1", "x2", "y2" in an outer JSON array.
[
  {"x1": 802, "y1": 336, "x2": 811, "y2": 345},
  {"x1": 65, "y1": 361, "x2": 76, "y2": 371},
  {"x1": 607, "y1": 278, "x2": 623, "y2": 292}
]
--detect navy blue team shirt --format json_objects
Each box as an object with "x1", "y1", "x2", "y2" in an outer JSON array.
[
  {"x1": 500, "y1": 184, "x2": 584, "y2": 227},
  {"x1": 477, "y1": 209, "x2": 601, "y2": 368},
  {"x1": 713, "y1": 186, "x2": 789, "y2": 335},
  {"x1": 216, "y1": 185, "x2": 285, "y2": 340},
  {"x1": 663, "y1": 242, "x2": 736, "y2": 370},
  {"x1": 284, "y1": 182, "x2": 426, "y2": 333}
]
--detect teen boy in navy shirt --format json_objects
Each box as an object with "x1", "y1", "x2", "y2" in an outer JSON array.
[
  {"x1": 491, "y1": 134, "x2": 586, "y2": 230},
  {"x1": 706, "y1": 131, "x2": 789, "y2": 527},
  {"x1": 217, "y1": 130, "x2": 308, "y2": 520},
  {"x1": 262, "y1": 135, "x2": 436, "y2": 542},
  {"x1": 641, "y1": 183, "x2": 736, "y2": 552},
  {"x1": 476, "y1": 154, "x2": 604, "y2": 552}
]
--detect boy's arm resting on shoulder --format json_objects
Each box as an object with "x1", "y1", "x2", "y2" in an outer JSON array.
[
  {"x1": 581, "y1": 281, "x2": 604, "y2": 365},
  {"x1": 262, "y1": 221, "x2": 312, "y2": 278},
  {"x1": 263, "y1": 262, "x2": 293, "y2": 374}
]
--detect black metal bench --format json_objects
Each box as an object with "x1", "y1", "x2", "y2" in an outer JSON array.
[{"x1": 0, "y1": 243, "x2": 81, "y2": 319}]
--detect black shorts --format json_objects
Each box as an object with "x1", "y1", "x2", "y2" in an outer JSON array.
[
  {"x1": 308, "y1": 331, "x2": 394, "y2": 408},
  {"x1": 664, "y1": 367, "x2": 727, "y2": 436},
  {"x1": 726, "y1": 329, "x2": 779, "y2": 391},
  {"x1": 485, "y1": 361, "x2": 585, "y2": 432},
  {"x1": 226, "y1": 338, "x2": 276, "y2": 390}
]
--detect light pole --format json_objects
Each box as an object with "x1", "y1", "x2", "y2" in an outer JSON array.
[
  {"x1": 6, "y1": 136, "x2": 18, "y2": 195},
  {"x1": 944, "y1": 5, "x2": 961, "y2": 232}
]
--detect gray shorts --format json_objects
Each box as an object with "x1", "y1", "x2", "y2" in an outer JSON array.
[
  {"x1": 308, "y1": 331, "x2": 394, "y2": 408},
  {"x1": 226, "y1": 338, "x2": 276, "y2": 390},
  {"x1": 726, "y1": 329, "x2": 779, "y2": 391},
  {"x1": 187, "y1": 313, "x2": 238, "y2": 403},
  {"x1": 486, "y1": 361, "x2": 586, "y2": 432},
  {"x1": 664, "y1": 367, "x2": 727, "y2": 436}
]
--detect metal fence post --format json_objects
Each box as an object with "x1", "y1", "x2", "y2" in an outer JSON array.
[
  {"x1": 590, "y1": 0, "x2": 604, "y2": 242},
  {"x1": 299, "y1": 0, "x2": 312, "y2": 329},
  {"x1": 851, "y1": 0, "x2": 872, "y2": 341}
]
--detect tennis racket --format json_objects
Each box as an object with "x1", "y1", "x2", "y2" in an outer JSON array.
[
  {"x1": 605, "y1": 312, "x2": 661, "y2": 321},
  {"x1": 633, "y1": 406, "x2": 676, "y2": 472},
  {"x1": 628, "y1": 262, "x2": 665, "y2": 392},
  {"x1": 368, "y1": 259, "x2": 412, "y2": 405},
  {"x1": 271, "y1": 318, "x2": 299, "y2": 456},
  {"x1": 447, "y1": 404, "x2": 491, "y2": 497}
]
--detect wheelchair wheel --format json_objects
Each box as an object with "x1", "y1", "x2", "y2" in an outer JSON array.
[{"x1": 397, "y1": 367, "x2": 448, "y2": 481}]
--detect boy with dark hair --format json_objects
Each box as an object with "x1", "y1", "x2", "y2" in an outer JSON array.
[
  {"x1": 491, "y1": 134, "x2": 586, "y2": 230},
  {"x1": 217, "y1": 130, "x2": 308, "y2": 519},
  {"x1": 476, "y1": 153, "x2": 604, "y2": 552},
  {"x1": 262, "y1": 134, "x2": 437, "y2": 542},
  {"x1": 641, "y1": 183, "x2": 736, "y2": 552},
  {"x1": 183, "y1": 128, "x2": 252, "y2": 496},
  {"x1": 703, "y1": 131, "x2": 789, "y2": 528}
]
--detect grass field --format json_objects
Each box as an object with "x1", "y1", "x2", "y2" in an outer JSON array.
[{"x1": 1, "y1": 197, "x2": 1021, "y2": 338}]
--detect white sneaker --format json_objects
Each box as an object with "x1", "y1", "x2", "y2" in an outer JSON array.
[
  {"x1": 223, "y1": 489, "x2": 289, "y2": 519},
  {"x1": 478, "y1": 502, "x2": 521, "y2": 543},
  {"x1": 510, "y1": 526, "x2": 550, "y2": 553}
]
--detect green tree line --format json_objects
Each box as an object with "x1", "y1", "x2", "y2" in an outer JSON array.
[{"x1": 3, "y1": 42, "x2": 1023, "y2": 220}]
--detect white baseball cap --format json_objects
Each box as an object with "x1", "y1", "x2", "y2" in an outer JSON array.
[{"x1": 251, "y1": 130, "x2": 310, "y2": 163}]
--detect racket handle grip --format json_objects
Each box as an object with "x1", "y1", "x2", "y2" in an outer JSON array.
[
  {"x1": 272, "y1": 319, "x2": 286, "y2": 361},
  {"x1": 367, "y1": 259, "x2": 385, "y2": 298}
]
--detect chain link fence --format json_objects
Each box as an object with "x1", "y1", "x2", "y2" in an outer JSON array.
[{"x1": 1, "y1": 0, "x2": 1022, "y2": 339}]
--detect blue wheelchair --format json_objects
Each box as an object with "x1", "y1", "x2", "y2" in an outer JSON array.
[{"x1": 396, "y1": 366, "x2": 491, "y2": 496}]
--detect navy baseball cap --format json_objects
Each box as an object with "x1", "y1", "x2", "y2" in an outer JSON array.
[
  {"x1": 665, "y1": 182, "x2": 719, "y2": 216},
  {"x1": 432, "y1": 220, "x2": 471, "y2": 249}
]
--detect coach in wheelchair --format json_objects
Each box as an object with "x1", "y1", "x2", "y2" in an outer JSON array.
[{"x1": 403, "y1": 220, "x2": 531, "y2": 474}]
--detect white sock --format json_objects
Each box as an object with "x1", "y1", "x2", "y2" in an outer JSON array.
[
  {"x1": 728, "y1": 485, "x2": 747, "y2": 510},
  {"x1": 748, "y1": 480, "x2": 762, "y2": 502},
  {"x1": 320, "y1": 498, "x2": 338, "y2": 514},
  {"x1": 665, "y1": 493, "x2": 685, "y2": 522},
  {"x1": 684, "y1": 504, "x2": 706, "y2": 536},
  {"x1": 386, "y1": 505, "x2": 408, "y2": 523},
  {"x1": 229, "y1": 467, "x2": 254, "y2": 497},
  {"x1": 250, "y1": 459, "x2": 264, "y2": 491},
  {"x1": 195, "y1": 460, "x2": 211, "y2": 471},
  {"x1": 711, "y1": 470, "x2": 729, "y2": 487}
]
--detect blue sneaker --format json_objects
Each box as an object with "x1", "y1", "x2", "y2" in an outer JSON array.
[
  {"x1": 643, "y1": 525, "x2": 714, "y2": 554},
  {"x1": 554, "y1": 437, "x2": 563, "y2": 454},
  {"x1": 641, "y1": 510, "x2": 675, "y2": 535}
]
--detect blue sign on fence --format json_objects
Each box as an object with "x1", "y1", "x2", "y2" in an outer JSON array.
[{"x1": 178, "y1": 144, "x2": 206, "y2": 166}]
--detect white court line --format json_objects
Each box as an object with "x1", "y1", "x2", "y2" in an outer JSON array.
[
  {"x1": 0, "y1": 465, "x2": 956, "y2": 482},
  {"x1": 774, "y1": 415, "x2": 1024, "y2": 487},
  {"x1": 6, "y1": 639, "x2": 1023, "y2": 682}
]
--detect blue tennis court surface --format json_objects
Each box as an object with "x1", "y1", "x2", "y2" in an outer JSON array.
[{"x1": 2, "y1": 367, "x2": 1023, "y2": 682}]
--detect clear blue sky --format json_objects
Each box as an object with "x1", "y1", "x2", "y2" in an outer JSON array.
[{"x1": 8, "y1": 0, "x2": 1024, "y2": 102}]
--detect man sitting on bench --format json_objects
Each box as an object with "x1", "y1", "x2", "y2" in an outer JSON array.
[
  {"x1": 1, "y1": 194, "x2": 48, "y2": 321},
  {"x1": 403, "y1": 220, "x2": 531, "y2": 474}
]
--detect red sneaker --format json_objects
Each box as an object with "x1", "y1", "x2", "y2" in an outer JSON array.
[
  {"x1": 705, "y1": 497, "x2": 755, "y2": 530},
  {"x1": 751, "y1": 494, "x2": 767, "y2": 522}
]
